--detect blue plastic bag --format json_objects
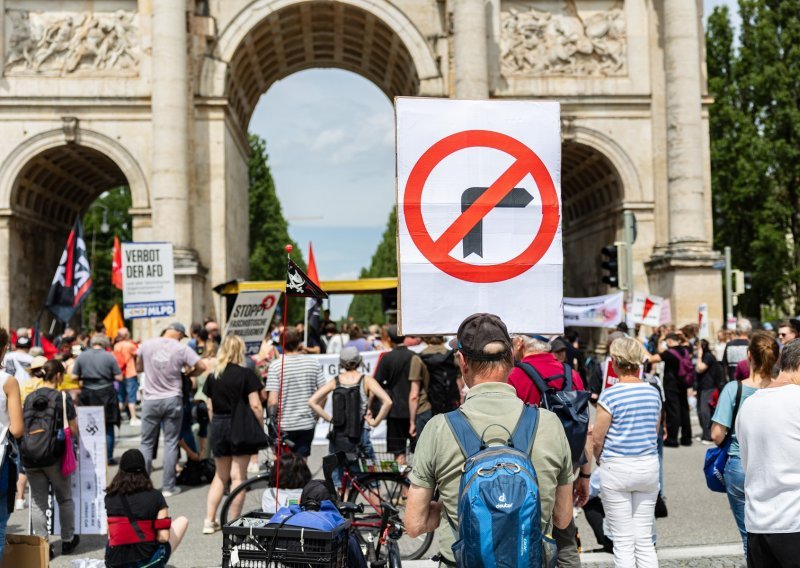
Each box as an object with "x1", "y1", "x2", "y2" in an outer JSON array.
[
  {"x1": 704, "y1": 438, "x2": 731, "y2": 493},
  {"x1": 268, "y1": 499, "x2": 345, "y2": 530}
]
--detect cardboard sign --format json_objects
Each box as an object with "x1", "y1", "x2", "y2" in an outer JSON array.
[
  {"x1": 631, "y1": 294, "x2": 664, "y2": 326},
  {"x1": 698, "y1": 303, "x2": 709, "y2": 339},
  {"x1": 122, "y1": 242, "x2": 175, "y2": 319},
  {"x1": 564, "y1": 293, "x2": 624, "y2": 328},
  {"x1": 397, "y1": 98, "x2": 563, "y2": 334},
  {"x1": 602, "y1": 358, "x2": 643, "y2": 391},
  {"x1": 225, "y1": 291, "x2": 281, "y2": 355}
]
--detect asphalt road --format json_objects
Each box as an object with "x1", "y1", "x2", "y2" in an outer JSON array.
[{"x1": 9, "y1": 411, "x2": 743, "y2": 567}]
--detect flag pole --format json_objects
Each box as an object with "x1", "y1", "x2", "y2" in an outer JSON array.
[{"x1": 275, "y1": 244, "x2": 292, "y2": 506}]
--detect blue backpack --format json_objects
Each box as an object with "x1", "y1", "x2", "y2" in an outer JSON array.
[{"x1": 445, "y1": 405, "x2": 554, "y2": 567}]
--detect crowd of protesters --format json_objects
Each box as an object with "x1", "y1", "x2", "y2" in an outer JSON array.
[{"x1": 0, "y1": 313, "x2": 798, "y2": 566}]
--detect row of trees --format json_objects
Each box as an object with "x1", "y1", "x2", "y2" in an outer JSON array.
[{"x1": 707, "y1": 1, "x2": 800, "y2": 317}]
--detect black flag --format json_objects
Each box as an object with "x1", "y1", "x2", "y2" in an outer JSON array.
[
  {"x1": 285, "y1": 258, "x2": 328, "y2": 300},
  {"x1": 46, "y1": 219, "x2": 93, "y2": 322}
]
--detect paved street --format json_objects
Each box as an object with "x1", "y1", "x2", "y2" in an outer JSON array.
[{"x1": 8, "y1": 413, "x2": 743, "y2": 567}]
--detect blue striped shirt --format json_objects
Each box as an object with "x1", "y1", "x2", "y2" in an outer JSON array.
[{"x1": 598, "y1": 382, "x2": 661, "y2": 459}]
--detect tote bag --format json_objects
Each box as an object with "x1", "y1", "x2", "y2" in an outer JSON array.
[
  {"x1": 60, "y1": 392, "x2": 77, "y2": 477},
  {"x1": 703, "y1": 380, "x2": 742, "y2": 493}
]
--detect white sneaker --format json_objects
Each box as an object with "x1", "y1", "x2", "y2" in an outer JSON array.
[
  {"x1": 162, "y1": 487, "x2": 182, "y2": 498},
  {"x1": 247, "y1": 462, "x2": 260, "y2": 474},
  {"x1": 129, "y1": 418, "x2": 141, "y2": 426},
  {"x1": 14, "y1": 498, "x2": 25, "y2": 511},
  {"x1": 202, "y1": 519, "x2": 220, "y2": 535}
]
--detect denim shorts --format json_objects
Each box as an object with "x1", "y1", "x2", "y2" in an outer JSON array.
[{"x1": 117, "y1": 377, "x2": 139, "y2": 405}]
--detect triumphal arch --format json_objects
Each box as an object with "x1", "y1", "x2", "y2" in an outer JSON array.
[{"x1": 0, "y1": 0, "x2": 721, "y2": 330}]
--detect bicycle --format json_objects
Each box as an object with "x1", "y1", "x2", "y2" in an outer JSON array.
[{"x1": 322, "y1": 450, "x2": 434, "y2": 561}]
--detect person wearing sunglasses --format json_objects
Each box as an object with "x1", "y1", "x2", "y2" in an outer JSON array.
[{"x1": 777, "y1": 320, "x2": 799, "y2": 345}]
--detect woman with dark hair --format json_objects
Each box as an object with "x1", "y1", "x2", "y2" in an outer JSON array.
[
  {"x1": 24, "y1": 359, "x2": 79, "y2": 558},
  {"x1": 261, "y1": 453, "x2": 313, "y2": 513},
  {"x1": 0, "y1": 327, "x2": 23, "y2": 563},
  {"x1": 694, "y1": 339, "x2": 722, "y2": 444},
  {"x1": 105, "y1": 449, "x2": 188, "y2": 567},
  {"x1": 711, "y1": 331, "x2": 780, "y2": 557}
]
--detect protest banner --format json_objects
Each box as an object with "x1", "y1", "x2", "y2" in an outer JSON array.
[
  {"x1": 602, "y1": 358, "x2": 643, "y2": 391},
  {"x1": 631, "y1": 293, "x2": 664, "y2": 326},
  {"x1": 564, "y1": 293, "x2": 624, "y2": 328},
  {"x1": 121, "y1": 242, "x2": 175, "y2": 319},
  {"x1": 698, "y1": 303, "x2": 709, "y2": 339},
  {"x1": 396, "y1": 98, "x2": 563, "y2": 334},
  {"x1": 53, "y1": 406, "x2": 107, "y2": 535},
  {"x1": 225, "y1": 291, "x2": 281, "y2": 355}
]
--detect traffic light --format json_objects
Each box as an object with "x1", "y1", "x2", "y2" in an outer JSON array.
[{"x1": 601, "y1": 244, "x2": 620, "y2": 288}]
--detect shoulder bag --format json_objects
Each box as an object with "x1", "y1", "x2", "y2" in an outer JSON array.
[
  {"x1": 703, "y1": 380, "x2": 742, "y2": 493},
  {"x1": 229, "y1": 369, "x2": 270, "y2": 454}
]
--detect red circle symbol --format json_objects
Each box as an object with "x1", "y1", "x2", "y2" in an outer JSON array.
[
  {"x1": 260, "y1": 295, "x2": 276, "y2": 310},
  {"x1": 403, "y1": 130, "x2": 560, "y2": 283}
]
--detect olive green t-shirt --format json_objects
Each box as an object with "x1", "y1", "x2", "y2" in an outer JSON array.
[{"x1": 409, "y1": 382, "x2": 573, "y2": 563}]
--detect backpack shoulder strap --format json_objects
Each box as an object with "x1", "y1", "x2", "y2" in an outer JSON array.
[
  {"x1": 510, "y1": 405, "x2": 539, "y2": 455},
  {"x1": 562, "y1": 364, "x2": 573, "y2": 391},
  {"x1": 119, "y1": 494, "x2": 147, "y2": 542},
  {"x1": 334, "y1": 375, "x2": 341, "y2": 388},
  {"x1": 515, "y1": 362, "x2": 550, "y2": 396},
  {"x1": 444, "y1": 409, "x2": 482, "y2": 457}
]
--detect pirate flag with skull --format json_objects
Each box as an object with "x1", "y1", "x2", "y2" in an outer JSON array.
[{"x1": 285, "y1": 258, "x2": 328, "y2": 300}]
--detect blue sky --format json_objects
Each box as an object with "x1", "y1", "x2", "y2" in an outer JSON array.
[{"x1": 248, "y1": 0, "x2": 738, "y2": 319}]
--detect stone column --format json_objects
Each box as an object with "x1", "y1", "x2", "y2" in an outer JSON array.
[
  {"x1": 151, "y1": 0, "x2": 190, "y2": 248},
  {"x1": 663, "y1": 0, "x2": 707, "y2": 248},
  {"x1": 453, "y1": 0, "x2": 489, "y2": 99}
]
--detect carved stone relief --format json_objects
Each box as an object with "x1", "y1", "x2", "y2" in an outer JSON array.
[
  {"x1": 4, "y1": 10, "x2": 140, "y2": 76},
  {"x1": 500, "y1": 0, "x2": 626, "y2": 77}
]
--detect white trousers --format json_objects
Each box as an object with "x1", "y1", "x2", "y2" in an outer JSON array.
[{"x1": 600, "y1": 454, "x2": 660, "y2": 568}]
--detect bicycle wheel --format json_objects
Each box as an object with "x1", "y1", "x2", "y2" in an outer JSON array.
[
  {"x1": 219, "y1": 473, "x2": 272, "y2": 526},
  {"x1": 346, "y1": 473, "x2": 434, "y2": 560},
  {"x1": 387, "y1": 540, "x2": 403, "y2": 568}
]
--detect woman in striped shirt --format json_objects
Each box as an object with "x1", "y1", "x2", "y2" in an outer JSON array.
[{"x1": 593, "y1": 337, "x2": 662, "y2": 568}]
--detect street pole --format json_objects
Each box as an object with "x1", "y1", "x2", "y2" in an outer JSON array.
[
  {"x1": 724, "y1": 246, "x2": 733, "y2": 326},
  {"x1": 623, "y1": 211, "x2": 636, "y2": 303}
]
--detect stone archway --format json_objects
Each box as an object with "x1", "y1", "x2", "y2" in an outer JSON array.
[
  {"x1": 0, "y1": 136, "x2": 145, "y2": 328},
  {"x1": 561, "y1": 140, "x2": 626, "y2": 298}
]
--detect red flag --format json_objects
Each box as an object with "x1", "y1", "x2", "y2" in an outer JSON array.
[
  {"x1": 307, "y1": 242, "x2": 320, "y2": 285},
  {"x1": 112, "y1": 235, "x2": 123, "y2": 290}
]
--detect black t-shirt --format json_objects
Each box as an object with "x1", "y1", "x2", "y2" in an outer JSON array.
[
  {"x1": 374, "y1": 347, "x2": 415, "y2": 419},
  {"x1": 105, "y1": 489, "x2": 167, "y2": 566},
  {"x1": 696, "y1": 352, "x2": 720, "y2": 391},
  {"x1": 202, "y1": 364, "x2": 262, "y2": 415}
]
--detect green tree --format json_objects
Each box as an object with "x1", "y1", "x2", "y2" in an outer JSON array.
[
  {"x1": 706, "y1": 1, "x2": 800, "y2": 316},
  {"x1": 83, "y1": 187, "x2": 132, "y2": 324},
  {"x1": 248, "y1": 134, "x2": 306, "y2": 323},
  {"x1": 348, "y1": 206, "x2": 397, "y2": 324}
]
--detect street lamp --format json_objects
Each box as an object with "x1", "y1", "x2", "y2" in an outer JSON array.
[{"x1": 89, "y1": 202, "x2": 111, "y2": 257}]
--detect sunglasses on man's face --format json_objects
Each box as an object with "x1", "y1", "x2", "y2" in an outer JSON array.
[{"x1": 779, "y1": 332, "x2": 789, "y2": 338}]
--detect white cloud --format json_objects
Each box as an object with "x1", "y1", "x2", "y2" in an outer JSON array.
[{"x1": 311, "y1": 128, "x2": 347, "y2": 151}]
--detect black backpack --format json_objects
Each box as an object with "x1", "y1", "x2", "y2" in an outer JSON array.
[
  {"x1": 420, "y1": 351, "x2": 460, "y2": 415},
  {"x1": 331, "y1": 375, "x2": 364, "y2": 440},
  {"x1": 21, "y1": 389, "x2": 64, "y2": 469},
  {"x1": 515, "y1": 362, "x2": 591, "y2": 465}
]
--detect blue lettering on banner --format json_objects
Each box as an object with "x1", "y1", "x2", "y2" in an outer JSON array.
[{"x1": 123, "y1": 301, "x2": 176, "y2": 319}]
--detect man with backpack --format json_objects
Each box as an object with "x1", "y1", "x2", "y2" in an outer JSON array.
[
  {"x1": 650, "y1": 331, "x2": 693, "y2": 447},
  {"x1": 410, "y1": 336, "x2": 463, "y2": 440},
  {"x1": 406, "y1": 313, "x2": 573, "y2": 567},
  {"x1": 508, "y1": 334, "x2": 591, "y2": 568}
]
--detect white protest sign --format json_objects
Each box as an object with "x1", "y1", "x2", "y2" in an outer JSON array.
[
  {"x1": 122, "y1": 242, "x2": 175, "y2": 319},
  {"x1": 698, "y1": 303, "x2": 709, "y2": 339},
  {"x1": 397, "y1": 98, "x2": 563, "y2": 334},
  {"x1": 631, "y1": 293, "x2": 663, "y2": 326},
  {"x1": 563, "y1": 293, "x2": 624, "y2": 328},
  {"x1": 226, "y1": 291, "x2": 281, "y2": 355},
  {"x1": 53, "y1": 406, "x2": 107, "y2": 535}
]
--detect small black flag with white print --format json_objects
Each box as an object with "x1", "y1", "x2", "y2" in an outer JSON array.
[{"x1": 285, "y1": 258, "x2": 328, "y2": 299}]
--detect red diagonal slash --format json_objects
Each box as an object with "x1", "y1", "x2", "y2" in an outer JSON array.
[{"x1": 432, "y1": 158, "x2": 533, "y2": 256}]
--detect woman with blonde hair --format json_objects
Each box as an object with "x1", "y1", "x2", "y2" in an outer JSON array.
[
  {"x1": 710, "y1": 330, "x2": 779, "y2": 556},
  {"x1": 201, "y1": 334, "x2": 265, "y2": 534},
  {"x1": 593, "y1": 336, "x2": 661, "y2": 568}
]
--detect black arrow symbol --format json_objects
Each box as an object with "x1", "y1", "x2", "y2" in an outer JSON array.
[{"x1": 461, "y1": 187, "x2": 534, "y2": 258}]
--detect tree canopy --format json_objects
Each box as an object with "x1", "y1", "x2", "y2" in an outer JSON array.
[{"x1": 707, "y1": 1, "x2": 800, "y2": 317}]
